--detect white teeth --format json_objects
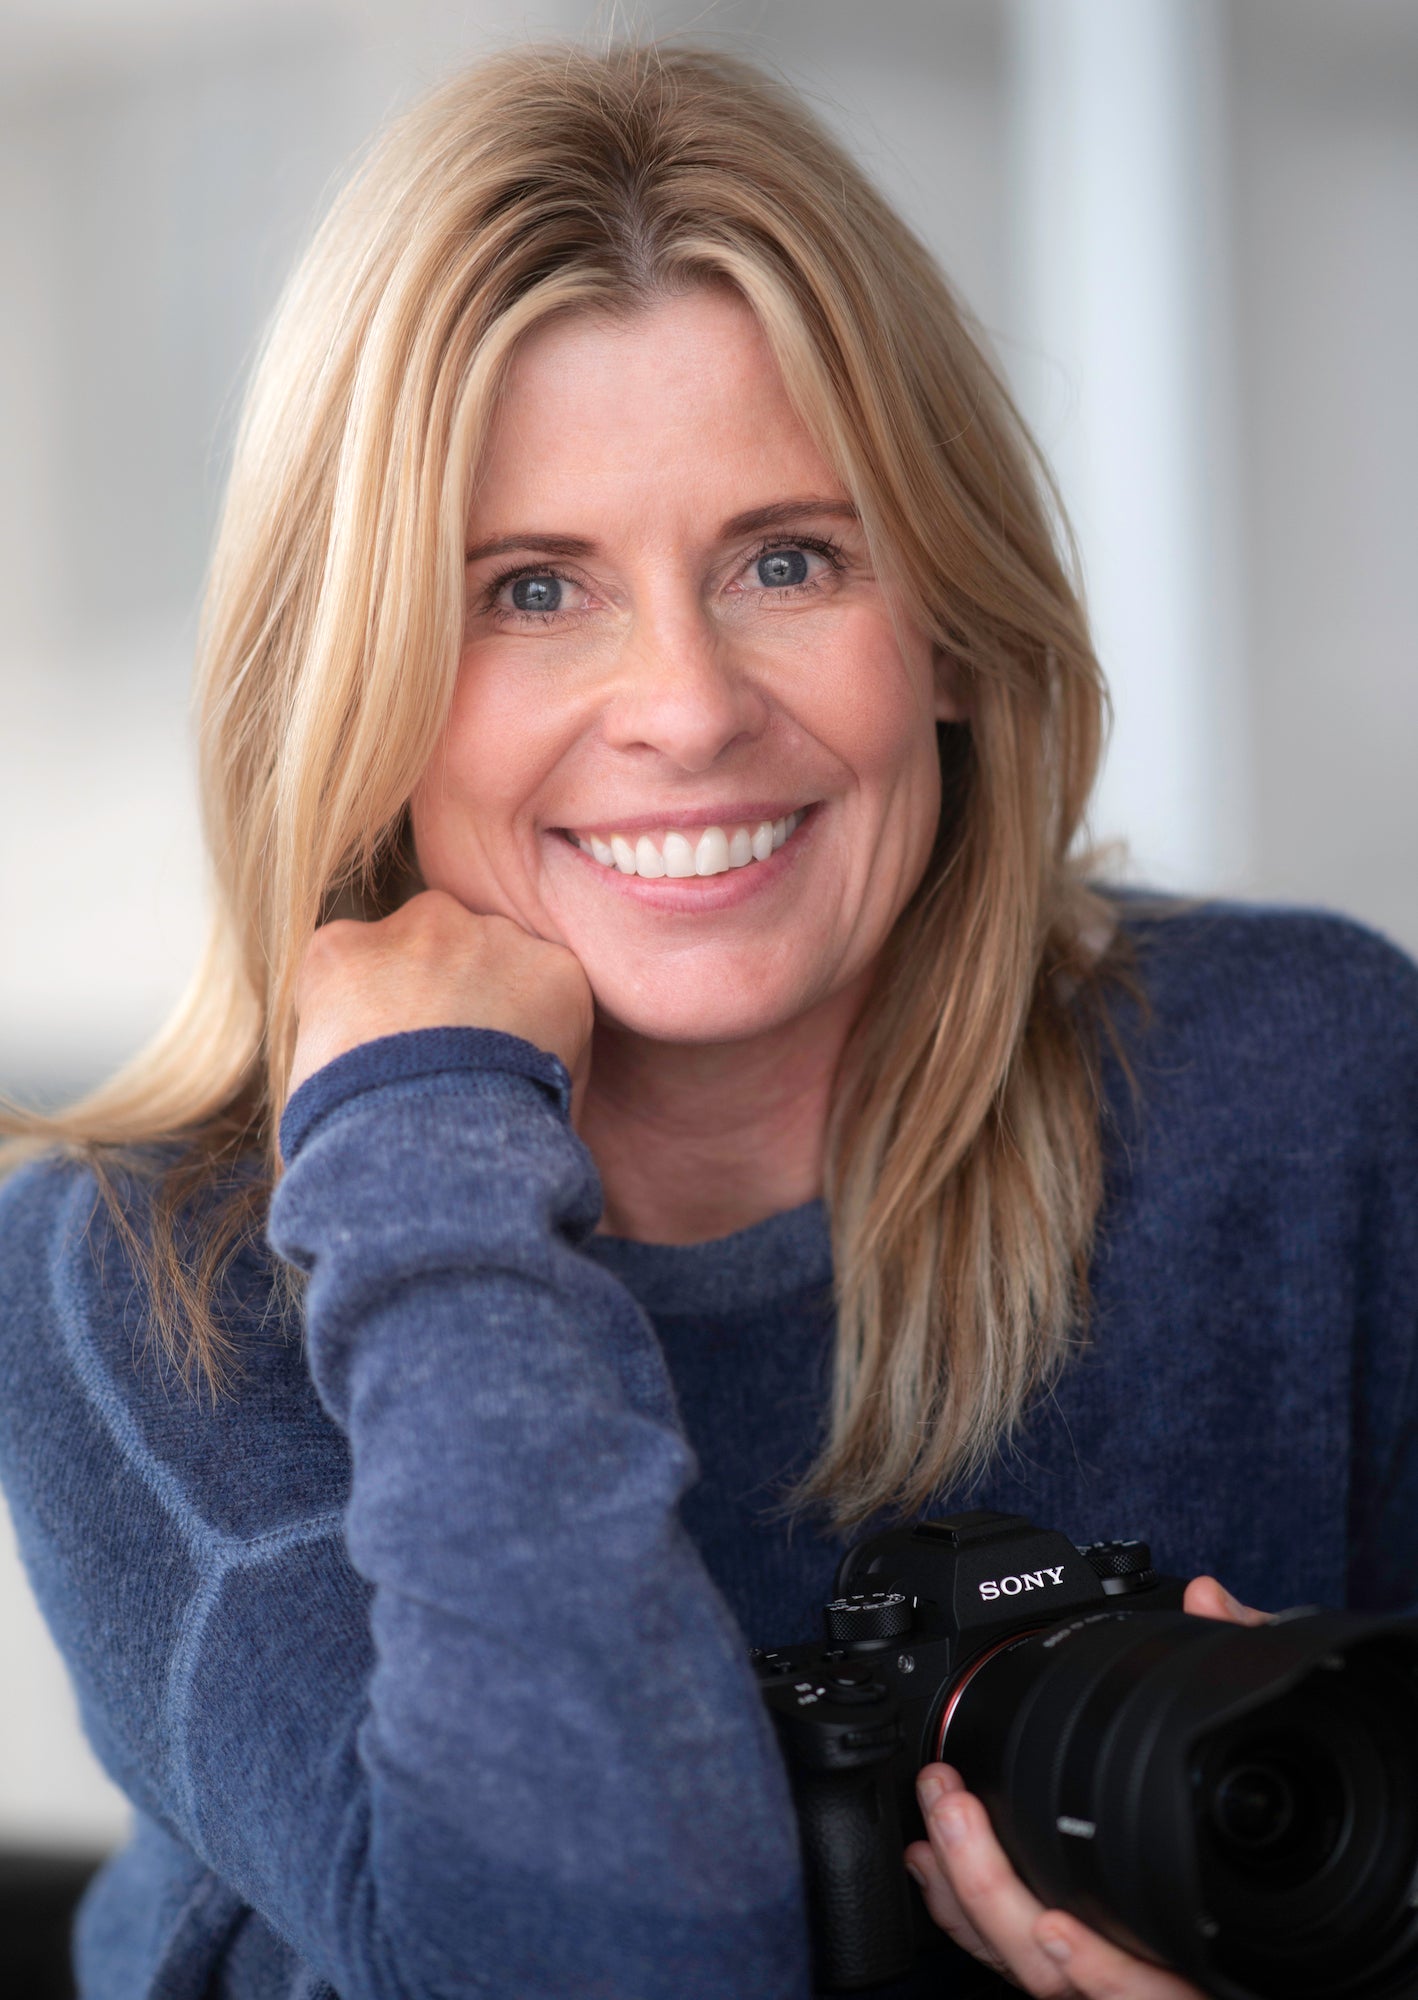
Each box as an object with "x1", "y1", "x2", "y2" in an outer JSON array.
[
  {"x1": 571, "y1": 809, "x2": 807, "y2": 878},
  {"x1": 695, "y1": 827, "x2": 730, "y2": 875},
  {"x1": 662, "y1": 831, "x2": 697, "y2": 878}
]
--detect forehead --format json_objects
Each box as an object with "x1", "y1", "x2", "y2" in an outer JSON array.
[{"x1": 472, "y1": 287, "x2": 845, "y2": 533}]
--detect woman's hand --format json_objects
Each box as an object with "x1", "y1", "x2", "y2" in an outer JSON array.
[
  {"x1": 905, "y1": 1576, "x2": 1272, "y2": 1996},
  {"x1": 287, "y1": 889, "x2": 595, "y2": 1111}
]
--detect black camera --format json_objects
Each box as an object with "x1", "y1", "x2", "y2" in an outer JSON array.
[{"x1": 754, "y1": 1509, "x2": 1418, "y2": 1997}]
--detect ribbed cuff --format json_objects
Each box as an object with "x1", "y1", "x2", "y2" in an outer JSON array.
[{"x1": 279, "y1": 1027, "x2": 573, "y2": 1163}]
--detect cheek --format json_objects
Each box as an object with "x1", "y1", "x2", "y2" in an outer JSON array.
[
  {"x1": 809, "y1": 616, "x2": 943, "y2": 809},
  {"x1": 409, "y1": 662, "x2": 558, "y2": 885}
]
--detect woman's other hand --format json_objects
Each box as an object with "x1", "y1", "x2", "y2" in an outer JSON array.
[
  {"x1": 287, "y1": 889, "x2": 595, "y2": 1108},
  {"x1": 904, "y1": 1577, "x2": 1271, "y2": 1995}
]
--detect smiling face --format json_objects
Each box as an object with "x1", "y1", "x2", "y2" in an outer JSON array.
[{"x1": 410, "y1": 285, "x2": 958, "y2": 1047}]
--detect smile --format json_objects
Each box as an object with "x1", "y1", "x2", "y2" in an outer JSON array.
[{"x1": 562, "y1": 809, "x2": 810, "y2": 879}]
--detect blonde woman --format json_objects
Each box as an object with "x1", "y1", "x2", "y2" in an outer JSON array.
[{"x1": 2, "y1": 41, "x2": 1414, "y2": 2000}]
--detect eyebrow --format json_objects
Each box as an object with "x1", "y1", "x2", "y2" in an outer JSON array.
[{"x1": 464, "y1": 497, "x2": 859, "y2": 564}]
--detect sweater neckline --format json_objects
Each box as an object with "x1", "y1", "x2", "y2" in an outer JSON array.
[{"x1": 580, "y1": 1195, "x2": 833, "y2": 1317}]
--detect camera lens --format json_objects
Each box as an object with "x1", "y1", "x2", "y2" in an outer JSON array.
[
  {"x1": 1212, "y1": 1762, "x2": 1298, "y2": 1850},
  {"x1": 1200, "y1": 1730, "x2": 1346, "y2": 1887},
  {"x1": 938, "y1": 1613, "x2": 1418, "y2": 1998}
]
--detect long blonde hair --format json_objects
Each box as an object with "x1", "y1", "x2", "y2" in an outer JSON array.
[{"x1": 1, "y1": 41, "x2": 1121, "y2": 1528}]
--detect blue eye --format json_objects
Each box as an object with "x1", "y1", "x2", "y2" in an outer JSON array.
[
  {"x1": 512, "y1": 575, "x2": 562, "y2": 612},
  {"x1": 757, "y1": 549, "x2": 809, "y2": 589}
]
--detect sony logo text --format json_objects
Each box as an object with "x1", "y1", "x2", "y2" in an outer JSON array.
[{"x1": 978, "y1": 1566, "x2": 1066, "y2": 1601}]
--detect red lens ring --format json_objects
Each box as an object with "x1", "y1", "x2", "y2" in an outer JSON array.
[{"x1": 934, "y1": 1629, "x2": 1046, "y2": 1762}]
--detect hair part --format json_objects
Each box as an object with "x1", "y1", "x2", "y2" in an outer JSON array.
[{"x1": 1, "y1": 39, "x2": 1125, "y2": 1528}]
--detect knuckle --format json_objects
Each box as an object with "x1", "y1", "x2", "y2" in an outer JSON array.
[
  {"x1": 406, "y1": 888, "x2": 464, "y2": 937},
  {"x1": 298, "y1": 923, "x2": 356, "y2": 991},
  {"x1": 1073, "y1": 1956, "x2": 1135, "y2": 2000},
  {"x1": 306, "y1": 917, "x2": 358, "y2": 959},
  {"x1": 949, "y1": 1840, "x2": 1010, "y2": 1904},
  {"x1": 393, "y1": 889, "x2": 466, "y2": 952}
]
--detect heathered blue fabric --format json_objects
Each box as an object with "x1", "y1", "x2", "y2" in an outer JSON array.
[{"x1": 0, "y1": 900, "x2": 1415, "y2": 2000}]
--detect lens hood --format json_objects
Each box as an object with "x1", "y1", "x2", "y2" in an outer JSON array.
[{"x1": 942, "y1": 1604, "x2": 1418, "y2": 1999}]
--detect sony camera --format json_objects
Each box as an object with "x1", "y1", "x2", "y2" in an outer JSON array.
[{"x1": 754, "y1": 1508, "x2": 1418, "y2": 1997}]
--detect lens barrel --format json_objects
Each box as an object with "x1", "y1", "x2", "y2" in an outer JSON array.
[{"x1": 938, "y1": 1609, "x2": 1418, "y2": 1999}]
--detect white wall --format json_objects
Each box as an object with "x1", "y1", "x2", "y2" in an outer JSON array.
[
  {"x1": 1, "y1": 0, "x2": 1415, "y2": 1853},
  {"x1": 1008, "y1": 0, "x2": 1251, "y2": 891},
  {"x1": 1233, "y1": 0, "x2": 1418, "y2": 949}
]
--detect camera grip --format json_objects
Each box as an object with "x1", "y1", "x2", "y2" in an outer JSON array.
[{"x1": 787, "y1": 1756, "x2": 916, "y2": 1990}]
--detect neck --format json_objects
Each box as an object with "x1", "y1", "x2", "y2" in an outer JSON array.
[{"x1": 577, "y1": 974, "x2": 870, "y2": 1245}]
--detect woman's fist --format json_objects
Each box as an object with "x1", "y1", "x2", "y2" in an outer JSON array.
[{"x1": 286, "y1": 890, "x2": 595, "y2": 1106}]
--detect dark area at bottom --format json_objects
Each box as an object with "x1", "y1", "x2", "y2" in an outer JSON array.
[
  {"x1": 0, "y1": 1844, "x2": 1024, "y2": 1998},
  {"x1": 0, "y1": 1850, "x2": 103, "y2": 2000}
]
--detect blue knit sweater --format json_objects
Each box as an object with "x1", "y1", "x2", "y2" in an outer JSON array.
[{"x1": 0, "y1": 902, "x2": 1415, "y2": 2000}]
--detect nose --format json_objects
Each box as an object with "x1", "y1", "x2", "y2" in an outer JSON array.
[{"x1": 599, "y1": 597, "x2": 769, "y2": 772}]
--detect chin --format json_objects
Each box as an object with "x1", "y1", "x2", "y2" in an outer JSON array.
[{"x1": 587, "y1": 973, "x2": 808, "y2": 1048}]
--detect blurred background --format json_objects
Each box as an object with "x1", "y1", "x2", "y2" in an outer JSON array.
[{"x1": 1, "y1": 0, "x2": 1415, "y2": 1957}]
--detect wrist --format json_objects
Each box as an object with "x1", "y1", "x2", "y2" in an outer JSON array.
[{"x1": 279, "y1": 1026, "x2": 573, "y2": 1165}]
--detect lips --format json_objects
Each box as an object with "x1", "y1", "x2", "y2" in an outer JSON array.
[
  {"x1": 551, "y1": 800, "x2": 819, "y2": 908},
  {"x1": 560, "y1": 797, "x2": 814, "y2": 835},
  {"x1": 566, "y1": 809, "x2": 808, "y2": 878}
]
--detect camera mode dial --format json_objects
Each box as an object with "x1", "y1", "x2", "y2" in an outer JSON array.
[
  {"x1": 823, "y1": 1590, "x2": 912, "y2": 1646},
  {"x1": 1080, "y1": 1539, "x2": 1156, "y2": 1594}
]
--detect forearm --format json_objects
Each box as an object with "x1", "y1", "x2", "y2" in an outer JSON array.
[{"x1": 268, "y1": 1027, "x2": 810, "y2": 1995}]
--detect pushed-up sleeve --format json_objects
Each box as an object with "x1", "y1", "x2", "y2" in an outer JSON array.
[
  {"x1": 262, "y1": 1026, "x2": 810, "y2": 1995},
  {"x1": 0, "y1": 1026, "x2": 811, "y2": 2000}
]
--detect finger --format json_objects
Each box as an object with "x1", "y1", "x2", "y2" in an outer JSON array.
[
  {"x1": 903, "y1": 1838, "x2": 1006, "y2": 1977},
  {"x1": 917, "y1": 1768, "x2": 1074, "y2": 1995},
  {"x1": 1033, "y1": 1910, "x2": 1207, "y2": 1998},
  {"x1": 1183, "y1": 1575, "x2": 1271, "y2": 1625}
]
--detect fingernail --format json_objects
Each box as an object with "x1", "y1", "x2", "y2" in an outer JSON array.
[
  {"x1": 939, "y1": 1803, "x2": 969, "y2": 1847},
  {"x1": 1037, "y1": 1930, "x2": 1071, "y2": 1965},
  {"x1": 905, "y1": 1862, "x2": 927, "y2": 1890},
  {"x1": 917, "y1": 1772, "x2": 946, "y2": 1811},
  {"x1": 1221, "y1": 1587, "x2": 1245, "y2": 1617}
]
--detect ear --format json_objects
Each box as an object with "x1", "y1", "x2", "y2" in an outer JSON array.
[{"x1": 932, "y1": 649, "x2": 969, "y2": 724}]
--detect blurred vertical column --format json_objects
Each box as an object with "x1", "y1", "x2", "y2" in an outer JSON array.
[{"x1": 1006, "y1": 0, "x2": 1250, "y2": 892}]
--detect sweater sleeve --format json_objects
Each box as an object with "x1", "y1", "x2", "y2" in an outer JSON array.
[
  {"x1": 0, "y1": 1028, "x2": 812, "y2": 2000},
  {"x1": 261, "y1": 1026, "x2": 810, "y2": 1996}
]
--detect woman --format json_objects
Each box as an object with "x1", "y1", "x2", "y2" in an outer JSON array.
[{"x1": 1, "y1": 39, "x2": 1414, "y2": 2000}]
